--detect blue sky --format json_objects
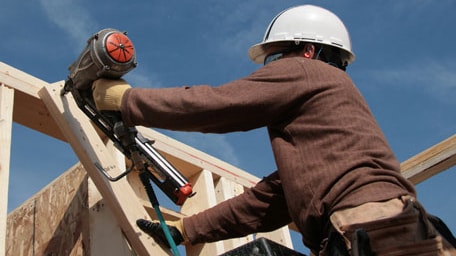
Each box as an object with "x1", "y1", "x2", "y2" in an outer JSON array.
[{"x1": 2, "y1": 0, "x2": 455, "y2": 254}]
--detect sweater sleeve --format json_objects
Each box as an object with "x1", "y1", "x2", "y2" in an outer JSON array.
[
  {"x1": 183, "y1": 171, "x2": 292, "y2": 244},
  {"x1": 120, "y1": 59, "x2": 310, "y2": 133}
]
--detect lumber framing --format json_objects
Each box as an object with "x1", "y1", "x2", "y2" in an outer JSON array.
[
  {"x1": 0, "y1": 84, "x2": 14, "y2": 256},
  {"x1": 38, "y1": 81, "x2": 167, "y2": 255},
  {"x1": 1, "y1": 60, "x2": 455, "y2": 255},
  {"x1": 401, "y1": 134, "x2": 456, "y2": 184},
  {"x1": 0, "y1": 62, "x2": 65, "y2": 141}
]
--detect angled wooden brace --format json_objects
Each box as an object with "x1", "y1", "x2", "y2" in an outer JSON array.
[{"x1": 39, "y1": 81, "x2": 171, "y2": 256}]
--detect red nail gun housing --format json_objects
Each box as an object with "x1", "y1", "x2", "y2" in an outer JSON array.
[{"x1": 63, "y1": 28, "x2": 194, "y2": 205}]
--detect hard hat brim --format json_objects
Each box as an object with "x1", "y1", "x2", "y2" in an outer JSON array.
[{"x1": 248, "y1": 39, "x2": 355, "y2": 65}]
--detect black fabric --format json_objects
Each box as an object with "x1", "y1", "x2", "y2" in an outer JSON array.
[
  {"x1": 326, "y1": 232, "x2": 349, "y2": 256},
  {"x1": 427, "y1": 214, "x2": 456, "y2": 247}
]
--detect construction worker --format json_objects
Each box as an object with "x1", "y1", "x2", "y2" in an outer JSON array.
[{"x1": 92, "y1": 5, "x2": 456, "y2": 255}]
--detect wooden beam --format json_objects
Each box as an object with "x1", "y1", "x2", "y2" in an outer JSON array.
[
  {"x1": 88, "y1": 178, "x2": 135, "y2": 255},
  {"x1": 13, "y1": 89, "x2": 65, "y2": 141},
  {"x1": 214, "y1": 177, "x2": 252, "y2": 251},
  {"x1": 401, "y1": 134, "x2": 456, "y2": 184},
  {"x1": 0, "y1": 84, "x2": 14, "y2": 256},
  {"x1": 0, "y1": 62, "x2": 65, "y2": 141},
  {"x1": 87, "y1": 140, "x2": 138, "y2": 255},
  {"x1": 0, "y1": 62, "x2": 45, "y2": 97},
  {"x1": 182, "y1": 170, "x2": 225, "y2": 256},
  {"x1": 38, "y1": 81, "x2": 170, "y2": 255}
]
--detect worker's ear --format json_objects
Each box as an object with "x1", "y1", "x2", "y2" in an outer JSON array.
[{"x1": 303, "y1": 44, "x2": 315, "y2": 59}]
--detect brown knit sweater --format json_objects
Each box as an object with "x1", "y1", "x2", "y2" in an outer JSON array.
[{"x1": 121, "y1": 57, "x2": 416, "y2": 251}]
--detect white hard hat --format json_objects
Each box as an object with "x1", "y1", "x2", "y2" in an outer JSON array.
[{"x1": 248, "y1": 5, "x2": 355, "y2": 64}]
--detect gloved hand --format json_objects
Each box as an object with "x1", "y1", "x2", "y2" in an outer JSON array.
[
  {"x1": 136, "y1": 218, "x2": 188, "y2": 247},
  {"x1": 92, "y1": 78, "x2": 131, "y2": 111}
]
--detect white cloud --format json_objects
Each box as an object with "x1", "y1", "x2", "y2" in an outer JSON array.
[
  {"x1": 209, "y1": 2, "x2": 285, "y2": 60},
  {"x1": 38, "y1": 0, "x2": 96, "y2": 49},
  {"x1": 124, "y1": 70, "x2": 163, "y2": 89},
  {"x1": 368, "y1": 61, "x2": 456, "y2": 105}
]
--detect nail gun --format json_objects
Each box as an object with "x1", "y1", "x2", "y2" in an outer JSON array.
[{"x1": 61, "y1": 28, "x2": 194, "y2": 205}]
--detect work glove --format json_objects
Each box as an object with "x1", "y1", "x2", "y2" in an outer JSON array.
[
  {"x1": 92, "y1": 78, "x2": 131, "y2": 111},
  {"x1": 136, "y1": 218, "x2": 187, "y2": 247}
]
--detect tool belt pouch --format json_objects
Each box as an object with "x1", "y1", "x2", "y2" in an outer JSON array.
[{"x1": 339, "y1": 199, "x2": 446, "y2": 256}]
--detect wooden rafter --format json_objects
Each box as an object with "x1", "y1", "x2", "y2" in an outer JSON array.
[
  {"x1": 38, "y1": 81, "x2": 169, "y2": 255},
  {"x1": 401, "y1": 134, "x2": 456, "y2": 184}
]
